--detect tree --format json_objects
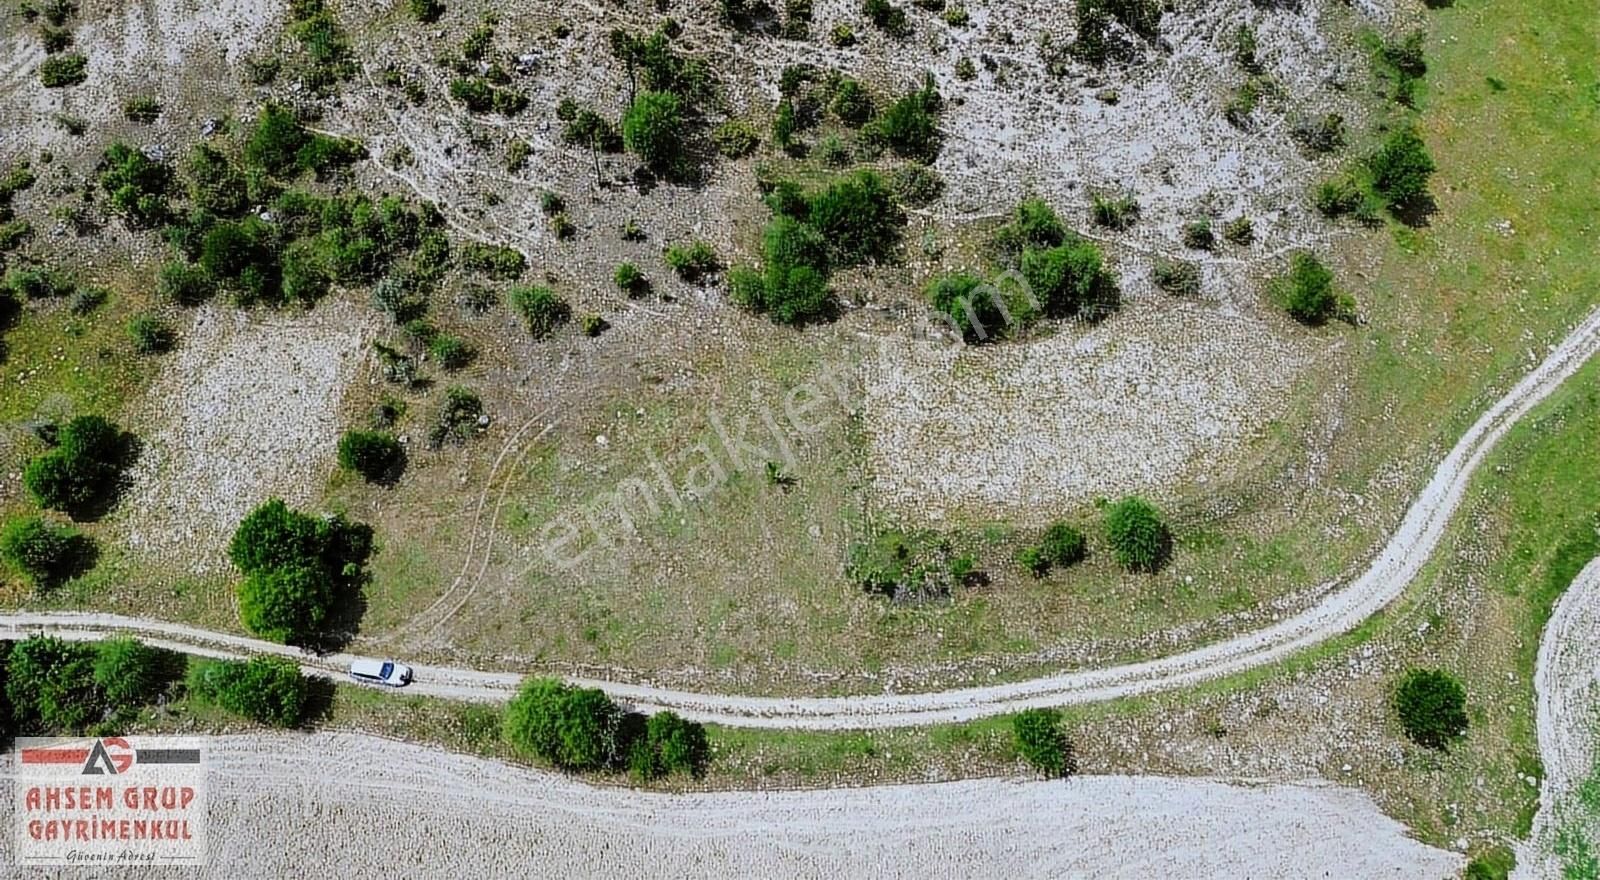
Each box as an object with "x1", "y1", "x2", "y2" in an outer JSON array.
[
  {"x1": 22, "y1": 415, "x2": 134, "y2": 518},
  {"x1": 509, "y1": 285, "x2": 572, "y2": 338},
  {"x1": 630, "y1": 710, "x2": 710, "y2": 780},
  {"x1": 337, "y1": 430, "x2": 403, "y2": 482},
  {"x1": 1273, "y1": 252, "x2": 1340, "y2": 325},
  {"x1": 229, "y1": 498, "x2": 326, "y2": 575},
  {"x1": 1367, "y1": 128, "x2": 1435, "y2": 209},
  {"x1": 1103, "y1": 496, "x2": 1169, "y2": 573},
  {"x1": 622, "y1": 91, "x2": 685, "y2": 172},
  {"x1": 92, "y1": 637, "x2": 167, "y2": 711},
  {"x1": 186, "y1": 657, "x2": 307, "y2": 728},
  {"x1": 1012, "y1": 708, "x2": 1075, "y2": 777},
  {"x1": 1393, "y1": 668, "x2": 1468, "y2": 749},
  {"x1": 5, "y1": 637, "x2": 104, "y2": 733},
  {"x1": 503, "y1": 677, "x2": 626, "y2": 771},
  {"x1": 238, "y1": 565, "x2": 334, "y2": 645},
  {"x1": 245, "y1": 103, "x2": 310, "y2": 176},
  {"x1": 0, "y1": 516, "x2": 93, "y2": 590}
]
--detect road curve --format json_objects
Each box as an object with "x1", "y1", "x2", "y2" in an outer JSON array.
[{"x1": 2, "y1": 308, "x2": 1598, "y2": 730}]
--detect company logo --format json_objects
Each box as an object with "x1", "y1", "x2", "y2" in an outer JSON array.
[{"x1": 11, "y1": 736, "x2": 208, "y2": 866}]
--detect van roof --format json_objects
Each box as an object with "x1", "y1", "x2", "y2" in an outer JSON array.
[{"x1": 349, "y1": 659, "x2": 386, "y2": 676}]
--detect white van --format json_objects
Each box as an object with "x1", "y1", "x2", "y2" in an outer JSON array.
[{"x1": 348, "y1": 659, "x2": 413, "y2": 688}]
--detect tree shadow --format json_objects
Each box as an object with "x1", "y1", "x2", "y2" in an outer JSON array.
[
  {"x1": 35, "y1": 532, "x2": 100, "y2": 592},
  {"x1": 298, "y1": 675, "x2": 339, "y2": 727},
  {"x1": 1390, "y1": 193, "x2": 1438, "y2": 229}
]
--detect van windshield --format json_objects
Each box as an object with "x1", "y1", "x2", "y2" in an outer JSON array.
[{"x1": 379, "y1": 662, "x2": 394, "y2": 679}]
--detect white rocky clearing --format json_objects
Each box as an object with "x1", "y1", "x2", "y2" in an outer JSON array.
[{"x1": 0, "y1": 732, "x2": 1461, "y2": 879}]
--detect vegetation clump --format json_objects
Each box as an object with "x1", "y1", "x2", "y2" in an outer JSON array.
[
  {"x1": 1367, "y1": 128, "x2": 1436, "y2": 209},
  {"x1": 1271, "y1": 252, "x2": 1347, "y2": 325},
  {"x1": 38, "y1": 52, "x2": 87, "y2": 88},
  {"x1": 509, "y1": 285, "x2": 571, "y2": 338},
  {"x1": 1102, "y1": 496, "x2": 1169, "y2": 573},
  {"x1": 186, "y1": 656, "x2": 308, "y2": 728},
  {"x1": 228, "y1": 498, "x2": 373, "y2": 646},
  {"x1": 1018, "y1": 521, "x2": 1087, "y2": 577},
  {"x1": 23, "y1": 415, "x2": 136, "y2": 519},
  {"x1": 503, "y1": 677, "x2": 709, "y2": 778},
  {"x1": 0, "y1": 516, "x2": 94, "y2": 590},
  {"x1": 1393, "y1": 668, "x2": 1468, "y2": 749},
  {"x1": 337, "y1": 430, "x2": 404, "y2": 483},
  {"x1": 1012, "y1": 708, "x2": 1076, "y2": 777}
]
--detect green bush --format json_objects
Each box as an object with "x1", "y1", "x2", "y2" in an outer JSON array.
[
  {"x1": 409, "y1": 0, "x2": 444, "y2": 22},
  {"x1": 1462, "y1": 847, "x2": 1515, "y2": 880},
  {"x1": 186, "y1": 656, "x2": 307, "y2": 728},
  {"x1": 1367, "y1": 128, "x2": 1436, "y2": 209},
  {"x1": 0, "y1": 516, "x2": 93, "y2": 590},
  {"x1": 927, "y1": 271, "x2": 1036, "y2": 343},
  {"x1": 993, "y1": 198, "x2": 1066, "y2": 254},
  {"x1": 1272, "y1": 252, "x2": 1341, "y2": 325},
  {"x1": 5, "y1": 637, "x2": 103, "y2": 733},
  {"x1": 830, "y1": 78, "x2": 875, "y2": 126},
  {"x1": 1019, "y1": 239, "x2": 1117, "y2": 320},
  {"x1": 429, "y1": 333, "x2": 474, "y2": 370},
  {"x1": 800, "y1": 170, "x2": 904, "y2": 267},
  {"x1": 123, "y1": 96, "x2": 161, "y2": 123},
  {"x1": 23, "y1": 415, "x2": 134, "y2": 518},
  {"x1": 1181, "y1": 219, "x2": 1215, "y2": 250},
  {"x1": 228, "y1": 498, "x2": 373, "y2": 645},
  {"x1": 127, "y1": 314, "x2": 176, "y2": 354},
  {"x1": 337, "y1": 430, "x2": 403, "y2": 482},
  {"x1": 3, "y1": 266, "x2": 74, "y2": 300},
  {"x1": 888, "y1": 163, "x2": 944, "y2": 206},
  {"x1": 458, "y1": 243, "x2": 525, "y2": 279},
  {"x1": 1222, "y1": 216, "x2": 1254, "y2": 245},
  {"x1": 428, "y1": 386, "x2": 485, "y2": 448},
  {"x1": 38, "y1": 52, "x2": 87, "y2": 87},
  {"x1": 1313, "y1": 177, "x2": 1366, "y2": 218},
  {"x1": 862, "y1": 0, "x2": 909, "y2": 37},
  {"x1": 1019, "y1": 521, "x2": 1086, "y2": 576},
  {"x1": 158, "y1": 261, "x2": 217, "y2": 306},
  {"x1": 1072, "y1": 0, "x2": 1159, "y2": 64},
  {"x1": 1103, "y1": 496, "x2": 1169, "y2": 573},
  {"x1": 99, "y1": 142, "x2": 171, "y2": 228},
  {"x1": 867, "y1": 78, "x2": 942, "y2": 162},
  {"x1": 614, "y1": 262, "x2": 647, "y2": 295},
  {"x1": 630, "y1": 710, "x2": 710, "y2": 780},
  {"x1": 509, "y1": 285, "x2": 571, "y2": 338},
  {"x1": 184, "y1": 144, "x2": 249, "y2": 216},
  {"x1": 503, "y1": 678, "x2": 624, "y2": 771},
  {"x1": 1392, "y1": 668, "x2": 1468, "y2": 749},
  {"x1": 1151, "y1": 257, "x2": 1200, "y2": 296},
  {"x1": 245, "y1": 104, "x2": 310, "y2": 176},
  {"x1": 1012, "y1": 708, "x2": 1075, "y2": 777},
  {"x1": 1090, "y1": 191, "x2": 1139, "y2": 230},
  {"x1": 623, "y1": 91, "x2": 686, "y2": 172},
  {"x1": 92, "y1": 637, "x2": 167, "y2": 711},
  {"x1": 664, "y1": 240, "x2": 720, "y2": 280},
  {"x1": 711, "y1": 119, "x2": 760, "y2": 158}
]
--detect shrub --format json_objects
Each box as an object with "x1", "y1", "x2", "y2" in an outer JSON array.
[
  {"x1": 888, "y1": 163, "x2": 943, "y2": 206},
  {"x1": 1103, "y1": 496, "x2": 1169, "y2": 573},
  {"x1": 186, "y1": 656, "x2": 307, "y2": 728},
  {"x1": 1151, "y1": 257, "x2": 1200, "y2": 296},
  {"x1": 927, "y1": 272, "x2": 1034, "y2": 343},
  {"x1": 1222, "y1": 216, "x2": 1254, "y2": 245},
  {"x1": 830, "y1": 78, "x2": 874, "y2": 126},
  {"x1": 1019, "y1": 521, "x2": 1087, "y2": 576},
  {"x1": 630, "y1": 710, "x2": 710, "y2": 779},
  {"x1": 184, "y1": 144, "x2": 248, "y2": 216},
  {"x1": 862, "y1": 0, "x2": 910, "y2": 37},
  {"x1": 622, "y1": 91, "x2": 685, "y2": 172},
  {"x1": 664, "y1": 240, "x2": 720, "y2": 281},
  {"x1": 23, "y1": 415, "x2": 134, "y2": 518},
  {"x1": 1072, "y1": 0, "x2": 1159, "y2": 64},
  {"x1": 1272, "y1": 252, "x2": 1341, "y2": 325},
  {"x1": 580, "y1": 313, "x2": 609, "y2": 337},
  {"x1": 503, "y1": 678, "x2": 626, "y2": 771},
  {"x1": 458, "y1": 243, "x2": 525, "y2": 279},
  {"x1": 1313, "y1": 177, "x2": 1365, "y2": 218},
  {"x1": 92, "y1": 637, "x2": 167, "y2": 711},
  {"x1": 409, "y1": 0, "x2": 444, "y2": 22},
  {"x1": 509, "y1": 285, "x2": 571, "y2": 338},
  {"x1": 245, "y1": 103, "x2": 309, "y2": 176},
  {"x1": 1090, "y1": 191, "x2": 1139, "y2": 230},
  {"x1": 993, "y1": 198, "x2": 1066, "y2": 254},
  {"x1": 1462, "y1": 847, "x2": 1515, "y2": 880},
  {"x1": 127, "y1": 314, "x2": 176, "y2": 354},
  {"x1": 867, "y1": 79, "x2": 942, "y2": 162},
  {"x1": 1392, "y1": 668, "x2": 1468, "y2": 749},
  {"x1": 99, "y1": 142, "x2": 171, "y2": 228},
  {"x1": 1291, "y1": 112, "x2": 1345, "y2": 155},
  {"x1": 337, "y1": 430, "x2": 403, "y2": 482},
  {"x1": 0, "y1": 516, "x2": 93, "y2": 590},
  {"x1": 5, "y1": 637, "x2": 103, "y2": 733},
  {"x1": 1012, "y1": 708, "x2": 1075, "y2": 777},
  {"x1": 158, "y1": 261, "x2": 217, "y2": 306},
  {"x1": 1367, "y1": 128, "x2": 1436, "y2": 209},
  {"x1": 712, "y1": 119, "x2": 760, "y2": 158},
  {"x1": 800, "y1": 170, "x2": 904, "y2": 266},
  {"x1": 38, "y1": 52, "x2": 87, "y2": 87},
  {"x1": 228, "y1": 498, "x2": 372, "y2": 645},
  {"x1": 1181, "y1": 219, "x2": 1215, "y2": 250},
  {"x1": 429, "y1": 334, "x2": 473, "y2": 370},
  {"x1": 1019, "y1": 239, "x2": 1118, "y2": 320},
  {"x1": 614, "y1": 262, "x2": 647, "y2": 296},
  {"x1": 3, "y1": 266, "x2": 73, "y2": 300},
  {"x1": 428, "y1": 386, "x2": 485, "y2": 447}
]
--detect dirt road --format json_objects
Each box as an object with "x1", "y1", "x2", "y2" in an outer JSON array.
[
  {"x1": 3, "y1": 309, "x2": 1596, "y2": 729},
  {"x1": 0, "y1": 732, "x2": 1463, "y2": 878},
  {"x1": 1515, "y1": 556, "x2": 1600, "y2": 879}
]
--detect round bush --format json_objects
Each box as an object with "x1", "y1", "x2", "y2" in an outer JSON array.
[
  {"x1": 1274, "y1": 252, "x2": 1339, "y2": 325},
  {"x1": 509, "y1": 285, "x2": 571, "y2": 338},
  {"x1": 1393, "y1": 668, "x2": 1468, "y2": 749},
  {"x1": 0, "y1": 516, "x2": 91, "y2": 590},
  {"x1": 622, "y1": 91, "x2": 685, "y2": 172},
  {"x1": 238, "y1": 564, "x2": 334, "y2": 645},
  {"x1": 92, "y1": 637, "x2": 167, "y2": 710},
  {"x1": 1103, "y1": 496, "x2": 1169, "y2": 573},
  {"x1": 187, "y1": 656, "x2": 307, "y2": 728},
  {"x1": 1012, "y1": 708, "x2": 1075, "y2": 777},
  {"x1": 503, "y1": 677, "x2": 625, "y2": 771},
  {"x1": 22, "y1": 415, "x2": 133, "y2": 518},
  {"x1": 337, "y1": 430, "x2": 403, "y2": 482}
]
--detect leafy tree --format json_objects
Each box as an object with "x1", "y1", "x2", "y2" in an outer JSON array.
[
  {"x1": 1367, "y1": 128, "x2": 1436, "y2": 208},
  {"x1": 337, "y1": 430, "x2": 403, "y2": 482},
  {"x1": 186, "y1": 657, "x2": 307, "y2": 728},
  {"x1": 1272, "y1": 252, "x2": 1341, "y2": 325},
  {"x1": 1393, "y1": 668, "x2": 1468, "y2": 749},
  {"x1": 238, "y1": 565, "x2": 333, "y2": 644},
  {"x1": 0, "y1": 516, "x2": 93, "y2": 590},
  {"x1": 509, "y1": 285, "x2": 572, "y2": 338},
  {"x1": 6, "y1": 637, "x2": 104, "y2": 733},
  {"x1": 228, "y1": 498, "x2": 372, "y2": 645},
  {"x1": 503, "y1": 677, "x2": 625, "y2": 771},
  {"x1": 244, "y1": 103, "x2": 309, "y2": 176},
  {"x1": 630, "y1": 710, "x2": 710, "y2": 779},
  {"x1": 92, "y1": 637, "x2": 167, "y2": 711},
  {"x1": 1103, "y1": 496, "x2": 1169, "y2": 573},
  {"x1": 623, "y1": 91, "x2": 685, "y2": 172},
  {"x1": 1012, "y1": 708, "x2": 1075, "y2": 777},
  {"x1": 22, "y1": 415, "x2": 134, "y2": 518}
]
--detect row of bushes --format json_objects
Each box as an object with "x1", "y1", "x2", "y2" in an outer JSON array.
[{"x1": 503, "y1": 677, "x2": 709, "y2": 780}]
